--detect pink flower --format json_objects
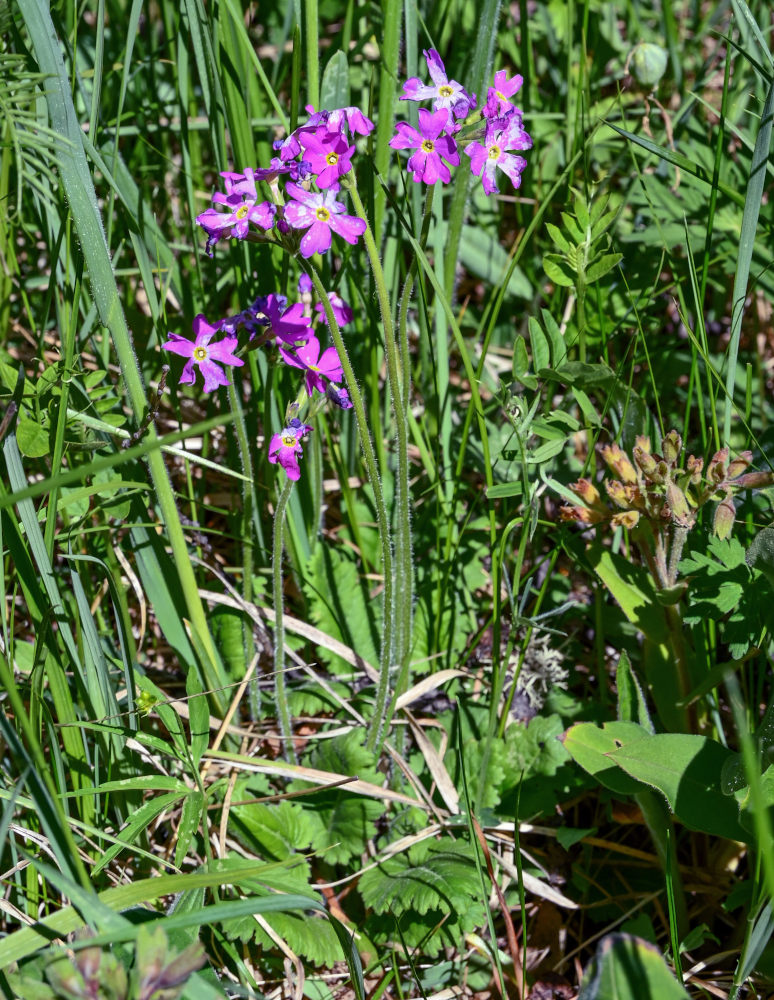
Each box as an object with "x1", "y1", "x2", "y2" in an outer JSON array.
[
  {"x1": 389, "y1": 108, "x2": 460, "y2": 184},
  {"x1": 252, "y1": 293, "x2": 311, "y2": 344},
  {"x1": 315, "y1": 291, "x2": 353, "y2": 327},
  {"x1": 304, "y1": 105, "x2": 375, "y2": 136},
  {"x1": 196, "y1": 169, "x2": 276, "y2": 253},
  {"x1": 162, "y1": 314, "x2": 243, "y2": 392},
  {"x1": 268, "y1": 418, "x2": 313, "y2": 480},
  {"x1": 279, "y1": 335, "x2": 343, "y2": 394},
  {"x1": 400, "y1": 49, "x2": 476, "y2": 120},
  {"x1": 299, "y1": 129, "x2": 356, "y2": 189},
  {"x1": 284, "y1": 183, "x2": 366, "y2": 257},
  {"x1": 464, "y1": 111, "x2": 532, "y2": 195},
  {"x1": 482, "y1": 70, "x2": 524, "y2": 118}
]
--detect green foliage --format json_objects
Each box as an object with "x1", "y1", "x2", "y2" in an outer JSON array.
[
  {"x1": 359, "y1": 838, "x2": 482, "y2": 956},
  {"x1": 543, "y1": 191, "x2": 622, "y2": 291},
  {"x1": 577, "y1": 934, "x2": 689, "y2": 1000}
]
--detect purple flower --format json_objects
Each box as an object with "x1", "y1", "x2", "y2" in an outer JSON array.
[
  {"x1": 297, "y1": 273, "x2": 314, "y2": 295},
  {"x1": 315, "y1": 291, "x2": 353, "y2": 327},
  {"x1": 279, "y1": 335, "x2": 343, "y2": 394},
  {"x1": 284, "y1": 183, "x2": 367, "y2": 257},
  {"x1": 252, "y1": 157, "x2": 312, "y2": 183},
  {"x1": 299, "y1": 129, "x2": 356, "y2": 189},
  {"x1": 400, "y1": 49, "x2": 476, "y2": 120},
  {"x1": 482, "y1": 70, "x2": 524, "y2": 118},
  {"x1": 389, "y1": 108, "x2": 460, "y2": 185},
  {"x1": 162, "y1": 314, "x2": 243, "y2": 392},
  {"x1": 326, "y1": 384, "x2": 353, "y2": 409},
  {"x1": 268, "y1": 418, "x2": 313, "y2": 480},
  {"x1": 252, "y1": 293, "x2": 311, "y2": 344},
  {"x1": 196, "y1": 171, "x2": 276, "y2": 253},
  {"x1": 304, "y1": 104, "x2": 375, "y2": 136},
  {"x1": 464, "y1": 110, "x2": 532, "y2": 195}
]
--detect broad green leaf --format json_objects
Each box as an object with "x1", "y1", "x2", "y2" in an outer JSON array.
[
  {"x1": 546, "y1": 221, "x2": 573, "y2": 254},
  {"x1": 562, "y1": 721, "x2": 648, "y2": 795},
  {"x1": 16, "y1": 411, "x2": 49, "y2": 457},
  {"x1": 528, "y1": 316, "x2": 551, "y2": 372},
  {"x1": 608, "y1": 734, "x2": 749, "y2": 841},
  {"x1": 543, "y1": 253, "x2": 576, "y2": 287},
  {"x1": 320, "y1": 50, "x2": 350, "y2": 110},
  {"x1": 587, "y1": 543, "x2": 669, "y2": 645},
  {"x1": 578, "y1": 933, "x2": 690, "y2": 999}
]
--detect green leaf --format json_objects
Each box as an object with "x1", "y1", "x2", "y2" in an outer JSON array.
[
  {"x1": 175, "y1": 790, "x2": 204, "y2": 868},
  {"x1": 16, "y1": 411, "x2": 49, "y2": 458},
  {"x1": 545, "y1": 222, "x2": 573, "y2": 254},
  {"x1": 543, "y1": 253, "x2": 576, "y2": 287},
  {"x1": 460, "y1": 225, "x2": 532, "y2": 298},
  {"x1": 578, "y1": 933, "x2": 690, "y2": 999},
  {"x1": 585, "y1": 252, "x2": 623, "y2": 283},
  {"x1": 587, "y1": 543, "x2": 669, "y2": 645},
  {"x1": 747, "y1": 526, "x2": 774, "y2": 589},
  {"x1": 359, "y1": 838, "x2": 480, "y2": 917},
  {"x1": 528, "y1": 316, "x2": 551, "y2": 372},
  {"x1": 562, "y1": 721, "x2": 649, "y2": 796},
  {"x1": 320, "y1": 50, "x2": 350, "y2": 110},
  {"x1": 608, "y1": 734, "x2": 749, "y2": 841},
  {"x1": 616, "y1": 651, "x2": 654, "y2": 732}
]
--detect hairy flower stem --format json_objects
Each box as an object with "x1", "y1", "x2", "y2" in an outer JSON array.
[
  {"x1": 301, "y1": 262, "x2": 395, "y2": 752},
  {"x1": 272, "y1": 477, "x2": 297, "y2": 764},
  {"x1": 227, "y1": 379, "x2": 256, "y2": 683},
  {"x1": 344, "y1": 174, "x2": 414, "y2": 727}
]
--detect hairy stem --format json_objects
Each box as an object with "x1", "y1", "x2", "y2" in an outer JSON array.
[{"x1": 272, "y1": 477, "x2": 297, "y2": 764}]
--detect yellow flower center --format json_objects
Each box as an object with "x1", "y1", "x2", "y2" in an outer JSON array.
[
  {"x1": 488, "y1": 145, "x2": 501, "y2": 160},
  {"x1": 315, "y1": 206, "x2": 331, "y2": 222},
  {"x1": 193, "y1": 346, "x2": 208, "y2": 362},
  {"x1": 496, "y1": 90, "x2": 507, "y2": 101},
  {"x1": 235, "y1": 205, "x2": 250, "y2": 219},
  {"x1": 439, "y1": 85, "x2": 454, "y2": 98},
  {"x1": 325, "y1": 152, "x2": 339, "y2": 166},
  {"x1": 282, "y1": 434, "x2": 297, "y2": 447},
  {"x1": 421, "y1": 139, "x2": 435, "y2": 153}
]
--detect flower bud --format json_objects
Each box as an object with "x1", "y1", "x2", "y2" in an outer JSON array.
[
  {"x1": 570, "y1": 478, "x2": 601, "y2": 505},
  {"x1": 713, "y1": 490, "x2": 736, "y2": 540},
  {"x1": 611, "y1": 510, "x2": 640, "y2": 529},
  {"x1": 601, "y1": 443, "x2": 638, "y2": 484},
  {"x1": 629, "y1": 42, "x2": 669, "y2": 89},
  {"x1": 634, "y1": 444, "x2": 658, "y2": 477},
  {"x1": 726, "y1": 450, "x2": 753, "y2": 480},
  {"x1": 707, "y1": 447, "x2": 728, "y2": 483},
  {"x1": 662, "y1": 430, "x2": 682, "y2": 466},
  {"x1": 559, "y1": 505, "x2": 605, "y2": 525},
  {"x1": 735, "y1": 470, "x2": 774, "y2": 489},
  {"x1": 686, "y1": 454, "x2": 704, "y2": 484},
  {"x1": 606, "y1": 479, "x2": 630, "y2": 509},
  {"x1": 666, "y1": 482, "x2": 693, "y2": 527}
]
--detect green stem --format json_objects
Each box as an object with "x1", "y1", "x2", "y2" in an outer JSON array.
[
  {"x1": 227, "y1": 379, "x2": 256, "y2": 678},
  {"x1": 344, "y1": 173, "x2": 413, "y2": 705},
  {"x1": 301, "y1": 262, "x2": 395, "y2": 752},
  {"x1": 272, "y1": 477, "x2": 297, "y2": 765}
]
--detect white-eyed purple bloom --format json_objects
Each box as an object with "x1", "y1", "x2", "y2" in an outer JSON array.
[
  {"x1": 464, "y1": 110, "x2": 532, "y2": 195},
  {"x1": 482, "y1": 70, "x2": 524, "y2": 118},
  {"x1": 252, "y1": 293, "x2": 311, "y2": 344},
  {"x1": 389, "y1": 108, "x2": 460, "y2": 185},
  {"x1": 162, "y1": 314, "x2": 243, "y2": 392},
  {"x1": 268, "y1": 418, "x2": 313, "y2": 480},
  {"x1": 400, "y1": 49, "x2": 476, "y2": 120},
  {"x1": 299, "y1": 129, "x2": 356, "y2": 189},
  {"x1": 279, "y1": 335, "x2": 343, "y2": 394},
  {"x1": 315, "y1": 291, "x2": 353, "y2": 327},
  {"x1": 284, "y1": 183, "x2": 366, "y2": 257}
]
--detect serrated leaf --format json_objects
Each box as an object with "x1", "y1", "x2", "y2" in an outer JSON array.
[
  {"x1": 585, "y1": 252, "x2": 622, "y2": 283},
  {"x1": 543, "y1": 253, "x2": 576, "y2": 287},
  {"x1": 359, "y1": 839, "x2": 480, "y2": 916},
  {"x1": 231, "y1": 800, "x2": 320, "y2": 861},
  {"x1": 503, "y1": 714, "x2": 571, "y2": 786}
]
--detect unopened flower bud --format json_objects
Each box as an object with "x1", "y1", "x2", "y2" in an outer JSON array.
[
  {"x1": 662, "y1": 430, "x2": 682, "y2": 465},
  {"x1": 713, "y1": 490, "x2": 736, "y2": 540},
  {"x1": 559, "y1": 505, "x2": 606, "y2": 525},
  {"x1": 634, "y1": 445, "x2": 658, "y2": 477},
  {"x1": 611, "y1": 510, "x2": 640, "y2": 529},
  {"x1": 629, "y1": 42, "x2": 669, "y2": 89},
  {"x1": 735, "y1": 470, "x2": 774, "y2": 489},
  {"x1": 570, "y1": 478, "x2": 601, "y2": 506},
  {"x1": 666, "y1": 482, "x2": 693, "y2": 526},
  {"x1": 707, "y1": 447, "x2": 728, "y2": 483},
  {"x1": 686, "y1": 454, "x2": 704, "y2": 484},
  {"x1": 606, "y1": 479, "x2": 629, "y2": 509},
  {"x1": 726, "y1": 450, "x2": 753, "y2": 480},
  {"x1": 601, "y1": 443, "x2": 638, "y2": 484}
]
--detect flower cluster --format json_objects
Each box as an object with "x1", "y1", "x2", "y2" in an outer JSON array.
[
  {"x1": 390, "y1": 50, "x2": 532, "y2": 195},
  {"x1": 560, "y1": 431, "x2": 771, "y2": 540}
]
